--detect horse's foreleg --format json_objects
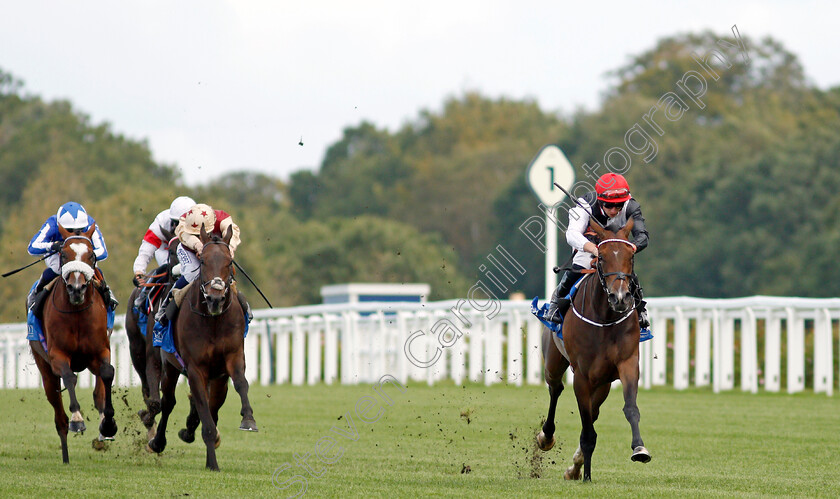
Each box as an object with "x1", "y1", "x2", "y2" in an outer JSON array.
[
  {"x1": 148, "y1": 359, "x2": 180, "y2": 454},
  {"x1": 33, "y1": 347, "x2": 69, "y2": 463},
  {"x1": 538, "y1": 330, "x2": 569, "y2": 451},
  {"x1": 92, "y1": 354, "x2": 118, "y2": 439},
  {"x1": 145, "y1": 342, "x2": 163, "y2": 418},
  {"x1": 619, "y1": 359, "x2": 651, "y2": 463},
  {"x1": 50, "y1": 353, "x2": 85, "y2": 434},
  {"x1": 227, "y1": 357, "x2": 258, "y2": 432},
  {"x1": 207, "y1": 377, "x2": 229, "y2": 449},
  {"x1": 573, "y1": 374, "x2": 597, "y2": 482},
  {"x1": 186, "y1": 368, "x2": 220, "y2": 471}
]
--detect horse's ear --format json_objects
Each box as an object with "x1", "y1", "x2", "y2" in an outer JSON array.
[
  {"x1": 589, "y1": 222, "x2": 608, "y2": 241},
  {"x1": 199, "y1": 224, "x2": 210, "y2": 243},
  {"x1": 223, "y1": 224, "x2": 233, "y2": 245},
  {"x1": 618, "y1": 218, "x2": 635, "y2": 240},
  {"x1": 83, "y1": 224, "x2": 96, "y2": 240},
  {"x1": 57, "y1": 224, "x2": 71, "y2": 240}
]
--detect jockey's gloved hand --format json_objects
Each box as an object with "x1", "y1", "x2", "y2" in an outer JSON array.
[
  {"x1": 50, "y1": 240, "x2": 62, "y2": 253},
  {"x1": 133, "y1": 272, "x2": 145, "y2": 287}
]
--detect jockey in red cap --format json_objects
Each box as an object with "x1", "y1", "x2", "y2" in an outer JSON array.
[{"x1": 545, "y1": 173, "x2": 652, "y2": 334}]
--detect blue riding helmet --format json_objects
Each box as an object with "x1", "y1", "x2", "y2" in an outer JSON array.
[{"x1": 56, "y1": 202, "x2": 89, "y2": 230}]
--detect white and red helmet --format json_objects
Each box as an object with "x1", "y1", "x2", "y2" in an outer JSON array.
[
  {"x1": 182, "y1": 204, "x2": 216, "y2": 235},
  {"x1": 169, "y1": 196, "x2": 196, "y2": 221}
]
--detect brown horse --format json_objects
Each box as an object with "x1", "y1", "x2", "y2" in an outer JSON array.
[
  {"x1": 148, "y1": 225, "x2": 257, "y2": 470},
  {"x1": 536, "y1": 219, "x2": 650, "y2": 481},
  {"x1": 125, "y1": 237, "x2": 179, "y2": 439},
  {"x1": 30, "y1": 224, "x2": 118, "y2": 464}
]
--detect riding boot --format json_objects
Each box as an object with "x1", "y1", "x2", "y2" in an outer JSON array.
[
  {"x1": 546, "y1": 269, "x2": 583, "y2": 324},
  {"x1": 27, "y1": 269, "x2": 58, "y2": 310},
  {"x1": 631, "y1": 273, "x2": 651, "y2": 330},
  {"x1": 155, "y1": 291, "x2": 172, "y2": 326},
  {"x1": 237, "y1": 292, "x2": 253, "y2": 323},
  {"x1": 99, "y1": 282, "x2": 119, "y2": 311}
]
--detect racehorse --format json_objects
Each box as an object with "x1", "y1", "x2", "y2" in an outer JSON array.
[
  {"x1": 536, "y1": 219, "x2": 651, "y2": 481},
  {"x1": 30, "y1": 224, "x2": 118, "y2": 464},
  {"x1": 125, "y1": 237, "x2": 179, "y2": 439},
  {"x1": 148, "y1": 225, "x2": 257, "y2": 470}
]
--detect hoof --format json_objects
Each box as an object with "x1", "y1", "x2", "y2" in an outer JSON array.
[
  {"x1": 178, "y1": 428, "x2": 195, "y2": 444},
  {"x1": 147, "y1": 438, "x2": 166, "y2": 454},
  {"x1": 148, "y1": 400, "x2": 161, "y2": 415},
  {"x1": 97, "y1": 433, "x2": 115, "y2": 442},
  {"x1": 564, "y1": 466, "x2": 581, "y2": 480},
  {"x1": 137, "y1": 409, "x2": 155, "y2": 428},
  {"x1": 239, "y1": 418, "x2": 259, "y2": 432},
  {"x1": 69, "y1": 420, "x2": 86, "y2": 434},
  {"x1": 215, "y1": 429, "x2": 221, "y2": 449},
  {"x1": 536, "y1": 431, "x2": 555, "y2": 451},
  {"x1": 631, "y1": 446, "x2": 651, "y2": 463},
  {"x1": 146, "y1": 424, "x2": 157, "y2": 442},
  {"x1": 99, "y1": 418, "x2": 118, "y2": 438}
]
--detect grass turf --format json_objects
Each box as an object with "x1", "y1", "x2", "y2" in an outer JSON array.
[{"x1": 0, "y1": 380, "x2": 837, "y2": 498}]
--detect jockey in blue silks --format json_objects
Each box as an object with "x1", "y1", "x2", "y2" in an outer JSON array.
[{"x1": 26, "y1": 202, "x2": 119, "y2": 357}]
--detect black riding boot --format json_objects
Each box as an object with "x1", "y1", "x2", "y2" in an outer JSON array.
[
  {"x1": 631, "y1": 273, "x2": 650, "y2": 330},
  {"x1": 237, "y1": 292, "x2": 253, "y2": 323},
  {"x1": 27, "y1": 269, "x2": 58, "y2": 310},
  {"x1": 546, "y1": 268, "x2": 583, "y2": 324}
]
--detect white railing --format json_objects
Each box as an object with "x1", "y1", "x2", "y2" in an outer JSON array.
[{"x1": 1, "y1": 296, "x2": 837, "y2": 395}]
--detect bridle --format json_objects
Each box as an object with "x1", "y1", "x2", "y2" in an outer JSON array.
[
  {"x1": 570, "y1": 237, "x2": 637, "y2": 328},
  {"x1": 53, "y1": 235, "x2": 97, "y2": 313},
  {"x1": 191, "y1": 240, "x2": 234, "y2": 317},
  {"x1": 595, "y1": 238, "x2": 636, "y2": 297}
]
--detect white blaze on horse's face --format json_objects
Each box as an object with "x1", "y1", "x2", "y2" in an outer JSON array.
[{"x1": 69, "y1": 243, "x2": 88, "y2": 261}]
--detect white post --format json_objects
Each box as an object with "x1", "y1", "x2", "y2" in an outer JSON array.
[
  {"x1": 814, "y1": 309, "x2": 833, "y2": 395},
  {"x1": 545, "y1": 207, "x2": 558, "y2": 301},
  {"x1": 765, "y1": 315, "x2": 782, "y2": 392},
  {"x1": 674, "y1": 307, "x2": 689, "y2": 390},
  {"x1": 695, "y1": 314, "x2": 711, "y2": 387},
  {"x1": 526, "y1": 317, "x2": 543, "y2": 385},
  {"x1": 741, "y1": 308, "x2": 758, "y2": 393},
  {"x1": 324, "y1": 314, "x2": 338, "y2": 385},
  {"x1": 507, "y1": 310, "x2": 523, "y2": 386},
  {"x1": 785, "y1": 307, "x2": 804, "y2": 394}
]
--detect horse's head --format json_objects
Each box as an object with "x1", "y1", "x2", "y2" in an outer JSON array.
[
  {"x1": 198, "y1": 224, "x2": 234, "y2": 316},
  {"x1": 591, "y1": 219, "x2": 636, "y2": 314},
  {"x1": 57, "y1": 224, "x2": 97, "y2": 306}
]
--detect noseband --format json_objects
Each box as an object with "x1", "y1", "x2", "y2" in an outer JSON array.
[{"x1": 59, "y1": 235, "x2": 96, "y2": 284}]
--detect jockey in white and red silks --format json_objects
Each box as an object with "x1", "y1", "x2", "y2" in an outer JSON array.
[{"x1": 131, "y1": 196, "x2": 195, "y2": 312}]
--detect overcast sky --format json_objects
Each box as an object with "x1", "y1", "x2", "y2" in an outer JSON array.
[{"x1": 1, "y1": 1, "x2": 837, "y2": 185}]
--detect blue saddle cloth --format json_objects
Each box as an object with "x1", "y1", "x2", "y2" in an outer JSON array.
[
  {"x1": 530, "y1": 276, "x2": 652, "y2": 342},
  {"x1": 152, "y1": 309, "x2": 250, "y2": 355}
]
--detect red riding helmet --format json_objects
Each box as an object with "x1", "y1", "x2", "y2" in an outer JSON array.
[{"x1": 595, "y1": 173, "x2": 631, "y2": 203}]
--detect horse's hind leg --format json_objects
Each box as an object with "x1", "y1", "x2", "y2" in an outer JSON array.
[
  {"x1": 227, "y1": 356, "x2": 258, "y2": 432},
  {"x1": 178, "y1": 392, "x2": 200, "y2": 444},
  {"x1": 208, "y1": 376, "x2": 228, "y2": 449},
  {"x1": 538, "y1": 328, "x2": 569, "y2": 451},
  {"x1": 148, "y1": 359, "x2": 180, "y2": 454},
  {"x1": 32, "y1": 347, "x2": 70, "y2": 463},
  {"x1": 619, "y1": 359, "x2": 651, "y2": 463}
]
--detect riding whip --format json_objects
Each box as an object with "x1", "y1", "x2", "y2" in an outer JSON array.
[
  {"x1": 2, "y1": 251, "x2": 57, "y2": 278},
  {"x1": 232, "y1": 260, "x2": 273, "y2": 308},
  {"x1": 553, "y1": 182, "x2": 606, "y2": 230}
]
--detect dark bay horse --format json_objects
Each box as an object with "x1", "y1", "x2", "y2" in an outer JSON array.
[
  {"x1": 537, "y1": 219, "x2": 650, "y2": 481},
  {"x1": 125, "y1": 237, "x2": 179, "y2": 439},
  {"x1": 30, "y1": 224, "x2": 118, "y2": 463},
  {"x1": 148, "y1": 225, "x2": 257, "y2": 470}
]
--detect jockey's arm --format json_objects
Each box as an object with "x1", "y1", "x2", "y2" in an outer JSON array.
[
  {"x1": 133, "y1": 240, "x2": 158, "y2": 275},
  {"x1": 218, "y1": 217, "x2": 241, "y2": 255},
  {"x1": 91, "y1": 224, "x2": 108, "y2": 261},
  {"x1": 28, "y1": 220, "x2": 54, "y2": 255},
  {"x1": 566, "y1": 202, "x2": 594, "y2": 254},
  {"x1": 627, "y1": 202, "x2": 650, "y2": 253}
]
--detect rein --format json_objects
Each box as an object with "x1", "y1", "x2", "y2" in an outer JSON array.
[{"x1": 52, "y1": 235, "x2": 98, "y2": 314}]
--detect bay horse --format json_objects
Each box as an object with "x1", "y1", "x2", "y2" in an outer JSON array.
[
  {"x1": 148, "y1": 225, "x2": 257, "y2": 470},
  {"x1": 125, "y1": 236, "x2": 179, "y2": 439},
  {"x1": 30, "y1": 224, "x2": 118, "y2": 464},
  {"x1": 536, "y1": 218, "x2": 651, "y2": 481}
]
